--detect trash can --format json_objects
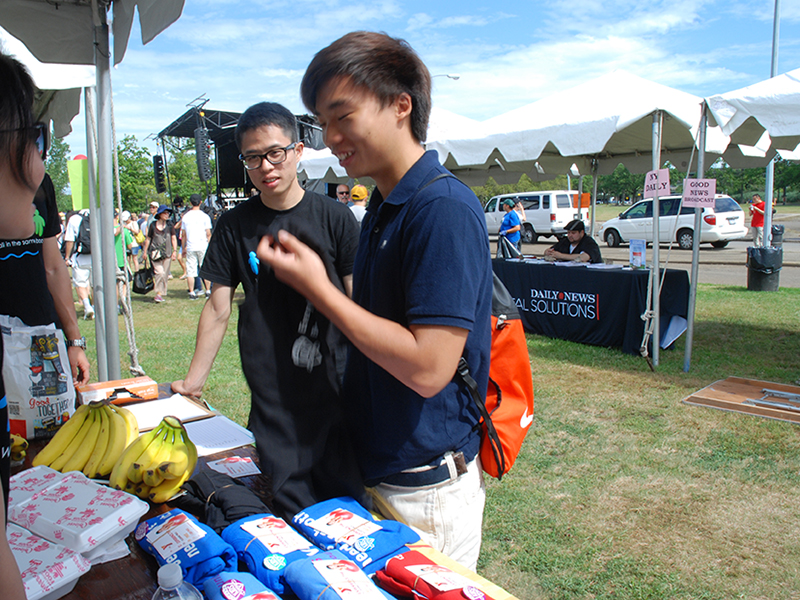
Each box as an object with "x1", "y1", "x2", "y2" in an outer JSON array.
[
  {"x1": 746, "y1": 246, "x2": 782, "y2": 291},
  {"x1": 771, "y1": 224, "x2": 784, "y2": 248}
]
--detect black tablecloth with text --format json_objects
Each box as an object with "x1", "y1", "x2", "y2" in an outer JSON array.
[{"x1": 492, "y1": 259, "x2": 690, "y2": 355}]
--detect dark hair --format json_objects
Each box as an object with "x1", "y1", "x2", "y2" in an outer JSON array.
[
  {"x1": 0, "y1": 52, "x2": 38, "y2": 189},
  {"x1": 301, "y1": 31, "x2": 432, "y2": 143},
  {"x1": 189, "y1": 193, "x2": 202, "y2": 206},
  {"x1": 235, "y1": 102, "x2": 299, "y2": 149}
]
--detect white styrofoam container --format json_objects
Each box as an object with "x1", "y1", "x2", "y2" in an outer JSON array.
[
  {"x1": 9, "y1": 466, "x2": 148, "y2": 561},
  {"x1": 7, "y1": 523, "x2": 92, "y2": 600}
]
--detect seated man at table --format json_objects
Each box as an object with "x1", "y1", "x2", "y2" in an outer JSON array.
[{"x1": 544, "y1": 219, "x2": 602, "y2": 263}]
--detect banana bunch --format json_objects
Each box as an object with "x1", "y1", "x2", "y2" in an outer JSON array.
[
  {"x1": 10, "y1": 434, "x2": 28, "y2": 462},
  {"x1": 32, "y1": 401, "x2": 139, "y2": 479},
  {"x1": 109, "y1": 416, "x2": 197, "y2": 503}
]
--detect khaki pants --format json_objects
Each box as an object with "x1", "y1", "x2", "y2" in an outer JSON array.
[{"x1": 152, "y1": 258, "x2": 171, "y2": 297}]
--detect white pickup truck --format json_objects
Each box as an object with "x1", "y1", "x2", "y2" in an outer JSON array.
[{"x1": 484, "y1": 190, "x2": 589, "y2": 243}]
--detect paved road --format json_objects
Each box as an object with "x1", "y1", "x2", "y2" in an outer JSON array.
[{"x1": 510, "y1": 213, "x2": 800, "y2": 288}]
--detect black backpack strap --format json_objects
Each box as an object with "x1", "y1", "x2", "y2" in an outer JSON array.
[{"x1": 456, "y1": 358, "x2": 506, "y2": 479}]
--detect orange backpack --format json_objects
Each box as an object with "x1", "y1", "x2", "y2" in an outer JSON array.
[{"x1": 457, "y1": 273, "x2": 535, "y2": 479}]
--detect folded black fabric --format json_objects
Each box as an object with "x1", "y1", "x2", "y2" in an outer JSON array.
[{"x1": 173, "y1": 470, "x2": 273, "y2": 533}]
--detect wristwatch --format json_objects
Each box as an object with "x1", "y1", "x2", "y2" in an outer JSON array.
[{"x1": 65, "y1": 337, "x2": 87, "y2": 349}]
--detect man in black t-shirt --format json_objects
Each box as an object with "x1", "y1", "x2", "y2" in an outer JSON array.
[
  {"x1": 544, "y1": 219, "x2": 603, "y2": 264},
  {"x1": 172, "y1": 103, "x2": 364, "y2": 519}
]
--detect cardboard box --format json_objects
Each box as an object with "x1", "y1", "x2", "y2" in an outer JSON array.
[{"x1": 77, "y1": 376, "x2": 158, "y2": 404}]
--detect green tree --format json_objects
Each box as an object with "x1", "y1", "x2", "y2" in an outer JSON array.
[
  {"x1": 597, "y1": 163, "x2": 645, "y2": 203},
  {"x1": 117, "y1": 135, "x2": 158, "y2": 214},
  {"x1": 165, "y1": 138, "x2": 216, "y2": 201},
  {"x1": 45, "y1": 133, "x2": 72, "y2": 212}
]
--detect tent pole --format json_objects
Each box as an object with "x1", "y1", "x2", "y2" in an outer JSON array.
[
  {"x1": 763, "y1": 0, "x2": 781, "y2": 246},
  {"x1": 84, "y1": 87, "x2": 108, "y2": 382},
  {"x1": 590, "y1": 159, "x2": 598, "y2": 237},
  {"x1": 684, "y1": 107, "x2": 706, "y2": 372},
  {"x1": 95, "y1": 7, "x2": 121, "y2": 380},
  {"x1": 651, "y1": 111, "x2": 662, "y2": 366}
]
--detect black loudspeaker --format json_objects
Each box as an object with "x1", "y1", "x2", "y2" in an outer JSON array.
[
  {"x1": 194, "y1": 127, "x2": 213, "y2": 182},
  {"x1": 153, "y1": 155, "x2": 166, "y2": 193}
]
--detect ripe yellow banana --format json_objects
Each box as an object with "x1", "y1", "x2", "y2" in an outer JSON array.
[
  {"x1": 49, "y1": 408, "x2": 97, "y2": 472},
  {"x1": 10, "y1": 434, "x2": 28, "y2": 452},
  {"x1": 109, "y1": 424, "x2": 166, "y2": 491},
  {"x1": 128, "y1": 425, "x2": 170, "y2": 484},
  {"x1": 61, "y1": 408, "x2": 102, "y2": 472},
  {"x1": 134, "y1": 483, "x2": 152, "y2": 500},
  {"x1": 109, "y1": 404, "x2": 139, "y2": 446},
  {"x1": 82, "y1": 405, "x2": 110, "y2": 478},
  {"x1": 97, "y1": 404, "x2": 128, "y2": 477},
  {"x1": 159, "y1": 432, "x2": 189, "y2": 479},
  {"x1": 32, "y1": 403, "x2": 89, "y2": 467}
]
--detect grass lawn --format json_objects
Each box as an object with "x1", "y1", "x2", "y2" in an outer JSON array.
[{"x1": 80, "y1": 264, "x2": 800, "y2": 599}]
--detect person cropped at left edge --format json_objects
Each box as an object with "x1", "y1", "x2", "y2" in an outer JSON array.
[
  {"x1": 0, "y1": 50, "x2": 48, "y2": 600},
  {"x1": 544, "y1": 219, "x2": 602, "y2": 263}
]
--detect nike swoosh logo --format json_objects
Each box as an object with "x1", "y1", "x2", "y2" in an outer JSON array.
[{"x1": 520, "y1": 408, "x2": 533, "y2": 428}]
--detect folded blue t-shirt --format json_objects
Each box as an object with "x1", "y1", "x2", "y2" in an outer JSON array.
[
  {"x1": 283, "y1": 550, "x2": 395, "y2": 600},
  {"x1": 292, "y1": 496, "x2": 419, "y2": 574},
  {"x1": 136, "y1": 508, "x2": 237, "y2": 587},
  {"x1": 221, "y1": 513, "x2": 320, "y2": 594},
  {"x1": 203, "y1": 571, "x2": 280, "y2": 600}
]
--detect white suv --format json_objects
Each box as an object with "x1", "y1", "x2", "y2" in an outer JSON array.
[
  {"x1": 599, "y1": 195, "x2": 748, "y2": 249},
  {"x1": 484, "y1": 191, "x2": 589, "y2": 243}
]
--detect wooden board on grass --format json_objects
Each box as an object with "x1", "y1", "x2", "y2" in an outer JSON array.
[{"x1": 682, "y1": 376, "x2": 800, "y2": 425}]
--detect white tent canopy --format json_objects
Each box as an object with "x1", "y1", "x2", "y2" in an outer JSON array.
[
  {"x1": 706, "y1": 67, "x2": 800, "y2": 152},
  {"x1": 1, "y1": 0, "x2": 184, "y2": 382},
  {"x1": 0, "y1": 26, "x2": 95, "y2": 138}
]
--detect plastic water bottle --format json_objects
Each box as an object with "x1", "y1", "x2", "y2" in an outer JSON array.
[{"x1": 151, "y1": 563, "x2": 202, "y2": 600}]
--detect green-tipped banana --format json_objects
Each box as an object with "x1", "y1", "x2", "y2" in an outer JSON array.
[
  {"x1": 83, "y1": 405, "x2": 110, "y2": 478},
  {"x1": 50, "y1": 408, "x2": 97, "y2": 472},
  {"x1": 128, "y1": 426, "x2": 170, "y2": 484},
  {"x1": 109, "y1": 424, "x2": 165, "y2": 491},
  {"x1": 96, "y1": 405, "x2": 128, "y2": 477},
  {"x1": 143, "y1": 428, "x2": 176, "y2": 487},
  {"x1": 32, "y1": 404, "x2": 90, "y2": 467}
]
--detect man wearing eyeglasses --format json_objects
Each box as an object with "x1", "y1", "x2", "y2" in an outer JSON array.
[{"x1": 171, "y1": 102, "x2": 364, "y2": 519}]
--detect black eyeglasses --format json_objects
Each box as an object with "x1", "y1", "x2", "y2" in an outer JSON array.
[
  {"x1": 0, "y1": 122, "x2": 49, "y2": 161},
  {"x1": 239, "y1": 143, "x2": 297, "y2": 170},
  {"x1": 337, "y1": 190, "x2": 350, "y2": 195}
]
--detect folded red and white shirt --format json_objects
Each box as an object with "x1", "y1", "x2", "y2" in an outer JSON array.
[{"x1": 375, "y1": 550, "x2": 496, "y2": 600}]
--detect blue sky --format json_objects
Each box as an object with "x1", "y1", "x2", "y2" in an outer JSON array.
[{"x1": 57, "y1": 0, "x2": 800, "y2": 156}]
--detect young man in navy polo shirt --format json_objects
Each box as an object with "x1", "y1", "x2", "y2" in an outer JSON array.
[{"x1": 258, "y1": 31, "x2": 492, "y2": 570}]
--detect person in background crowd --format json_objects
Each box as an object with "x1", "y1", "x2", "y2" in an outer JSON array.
[
  {"x1": 180, "y1": 193, "x2": 213, "y2": 299},
  {"x1": 121, "y1": 210, "x2": 141, "y2": 271},
  {"x1": 171, "y1": 102, "x2": 364, "y2": 519},
  {"x1": 498, "y1": 199, "x2": 522, "y2": 251},
  {"x1": 62, "y1": 209, "x2": 94, "y2": 319},
  {"x1": 349, "y1": 184, "x2": 368, "y2": 223},
  {"x1": 145, "y1": 200, "x2": 159, "y2": 230},
  {"x1": 171, "y1": 197, "x2": 187, "y2": 280},
  {"x1": 114, "y1": 211, "x2": 135, "y2": 302},
  {"x1": 259, "y1": 31, "x2": 492, "y2": 571},
  {"x1": 0, "y1": 50, "x2": 50, "y2": 600},
  {"x1": 544, "y1": 219, "x2": 602, "y2": 263},
  {"x1": 143, "y1": 204, "x2": 177, "y2": 303},
  {"x1": 336, "y1": 183, "x2": 351, "y2": 205},
  {"x1": 750, "y1": 193, "x2": 765, "y2": 246}
]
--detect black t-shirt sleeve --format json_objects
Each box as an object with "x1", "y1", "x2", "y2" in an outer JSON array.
[
  {"x1": 40, "y1": 174, "x2": 61, "y2": 239},
  {"x1": 334, "y1": 207, "x2": 359, "y2": 279},
  {"x1": 199, "y1": 210, "x2": 239, "y2": 288}
]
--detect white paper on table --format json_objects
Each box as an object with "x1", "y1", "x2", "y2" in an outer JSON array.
[
  {"x1": 206, "y1": 456, "x2": 261, "y2": 478},
  {"x1": 124, "y1": 394, "x2": 212, "y2": 431},
  {"x1": 184, "y1": 415, "x2": 255, "y2": 456}
]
